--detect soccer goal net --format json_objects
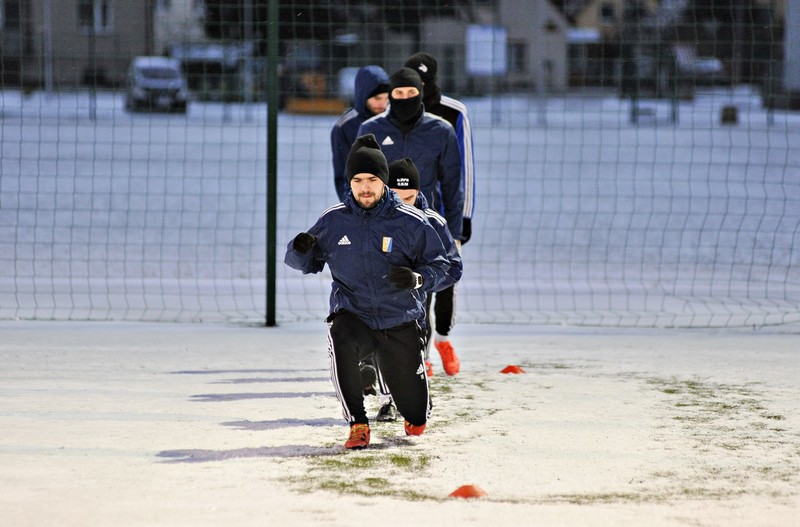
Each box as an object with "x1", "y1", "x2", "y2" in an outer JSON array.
[{"x1": 1, "y1": 1, "x2": 798, "y2": 327}]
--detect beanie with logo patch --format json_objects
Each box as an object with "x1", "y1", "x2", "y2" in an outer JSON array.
[
  {"x1": 404, "y1": 52, "x2": 438, "y2": 87},
  {"x1": 387, "y1": 158, "x2": 420, "y2": 191}
]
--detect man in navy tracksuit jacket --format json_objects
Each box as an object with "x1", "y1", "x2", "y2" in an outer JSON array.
[
  {"x1": 284, "y1": 134, "x2": 451, "y2": 450},
  {"x1": 357, "y1": 67, "x2": 463, "y2": 241},
  {"x1": 330, "y1": 65, "x2": 389, "y2": 201}
]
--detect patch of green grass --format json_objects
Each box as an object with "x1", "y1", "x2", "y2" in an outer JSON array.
[
  {"x1": 317, "y1": 476, "x2": 389, "y2": 494},
  {"x1": 315, "y1": 455, "x2": 378, "y2": 470},
  {"x1": 549, "y1": 492, "x2": 649, "y2": 504},
  {"x1": 292, "y1": 471, "x2": 439, "y2": 501},
  {"x1": 672, "y1": 415, "x2": 714, "y2": 423},
  {"x1": 432, "y1": 384, "x2": 453, "y2": 395},
  {"x1": 525, "y1": 362, "x2": 573, "y2": 370},
  {"x1": 289, "y1": 439, "x2": 438, "y2": 499},
  {"x1": 388, "y1": 453, "x2": 431, "y2": 470},
  {"x1": 645, "y1": 373, "x2": 800, "y2": 496}
]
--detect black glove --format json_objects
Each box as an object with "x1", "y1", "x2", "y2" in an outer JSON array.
[
  {"x1": 387, "y1": 266, "x2": 423, "y2": 290},
  {"x1": 461, "y1": 218, "x2": 472, "y2": 245},
  {"x1": 292, "y1": 232, "x2": 317, "y2": 255}
]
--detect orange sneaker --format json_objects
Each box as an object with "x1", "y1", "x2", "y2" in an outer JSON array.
[
  {"x1": 344, "y1": 423, "x2": 370, "y2": 450},
  {"x1": 435, "y1": 340, "x2": 460, "y2": 375},
  {"x1": 425, "y1": 360, "x2": 434, "y2": 377},
  {"x1": 404, "y1": 420, "x2": 426, "y2": 436}
]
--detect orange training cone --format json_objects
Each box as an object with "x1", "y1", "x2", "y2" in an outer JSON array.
[
  {"x1": 449, "y1": 484, "x2": 487, "y2": 498},
  {"x1": 500, "y1": 365, "x2": 525, "y2": 374}
]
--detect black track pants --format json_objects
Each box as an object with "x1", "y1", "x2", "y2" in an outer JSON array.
[
  {"x1": 422, "y1": 284, "x2": 457, "y2": 357},
  {"x1": 433, "y1": 284, "x2": 456, "y2": 336},
  {"x1": 327, "y1": 311, "x2": 430, "y2": 426}
]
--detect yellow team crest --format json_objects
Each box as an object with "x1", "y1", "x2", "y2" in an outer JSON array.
[{"x1": 382, "y1": 237, "x2": 393, "y2": 252}]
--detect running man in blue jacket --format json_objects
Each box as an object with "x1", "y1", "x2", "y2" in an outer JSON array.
[
  {"x1": 330, "y1": 65, "x2": 389, "y2": 202},
  {"x1": 285, "y1": 134, "x2": 451, "y2": 450}
]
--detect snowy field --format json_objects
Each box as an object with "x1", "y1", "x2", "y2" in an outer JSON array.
[
  {"x1": 1, "y1": 87, "x2": 799, "y2": 327},
  {"x1": 1, "y1": 320, "x2": 799, "y2": 526},
  {"x1": 1, "y1": 89, "x2": 799, "y2": 525}
]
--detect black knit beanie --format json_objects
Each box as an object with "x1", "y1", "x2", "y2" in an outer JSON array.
[
  {"x1": 346, "y1": 134, "x2": 389, "y2": 184},
  {"x1": 389, "y1": 67, "x2": 423, "y2": 93},
  {"x1": 404, "y1": 52, "x2": 438, "y2": 86},
  {"x1": 388, "y1": 158, "x2": 420, "y2": 191}
]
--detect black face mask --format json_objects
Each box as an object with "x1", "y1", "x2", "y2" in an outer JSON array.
[{"x1": 389, "y1": 95, "x2": 422, "y2": 127}]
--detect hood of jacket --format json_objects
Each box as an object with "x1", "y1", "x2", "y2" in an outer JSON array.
[
  {"x1": 414, "y1": 192, "x2": 430, "y2": 210},
  {"x1": 354, "y1": 66, "x2": 390, "y2": 118}
]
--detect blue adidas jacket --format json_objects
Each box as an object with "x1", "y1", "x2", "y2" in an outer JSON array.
[
  {"x1": 416, "y1": 193, "x2": 463, "y2": 289},
  {"x1": 426, "y1": 94, "x2": 476, "y2": 225},
  {"x1": 284, "y1": 189, "x2": 451, "y2": 330},
  {"x1": 330, "y1": 66, "x2": 389, "y2": 201},
  {"x1": 357, "y1": 112, "x2": 464, "y2": 240}
]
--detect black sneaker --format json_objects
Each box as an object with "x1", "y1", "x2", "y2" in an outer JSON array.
[
  {"x1": 360, "y1": 362, "x2": 377, "y2": 396},
  {"x1": 376, "y1": 402, "x2": 398, "y2": 422}
]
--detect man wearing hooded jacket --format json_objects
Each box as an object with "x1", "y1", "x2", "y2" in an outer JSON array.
[
  {"x1": 359, "y1": 66, "x2": 464, "y2": 376},
  {"x1": 285, "y1": 134, "x2": 451, "y2": 450},
  {"x1": 330, "y1": 65, "x2": 389, "y2": 202}
]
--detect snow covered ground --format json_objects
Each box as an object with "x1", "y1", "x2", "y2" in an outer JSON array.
[{"x1": 1, "y1": 320, "x2": 798, "y2": 526}]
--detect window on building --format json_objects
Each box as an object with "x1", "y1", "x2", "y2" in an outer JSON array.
[
  {"x1": 508, "y1": 41, "x2": 527, "y2": 74},
  {"x1": 600, "y1": 3, "x2": 614, "y2": 23},
  {"x1": 3, "y1": 0, "x2": 23, "y2": 29},
  {"x1": 78, "y1": 0, "x2": 113, "y2": 34}
]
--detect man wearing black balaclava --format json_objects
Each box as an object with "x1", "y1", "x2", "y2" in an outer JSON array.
[
  {"x1": 387, "y1": 67, "x2": 424, "y2": 133},
  {"x1": 359, "y1": 67, "x2": 464, "y2": 378},
  {"x1": 358, "y1": 66, "x2": 463, "y2": 261},
  {"x1": 404, "y1": 52, "x2": 476, "y2": 246},
  {"x1": 404, "y1": 52, "x2": 477, "y2": 378}
]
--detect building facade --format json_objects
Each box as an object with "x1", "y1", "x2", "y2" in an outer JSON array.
[{"x1": 3, "y1": 0, "x2": 152, "y2": 89}]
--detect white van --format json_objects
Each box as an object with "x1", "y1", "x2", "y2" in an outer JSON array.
[{"x1": 124, "y1": 56, "x2": 189, "y2": 113}]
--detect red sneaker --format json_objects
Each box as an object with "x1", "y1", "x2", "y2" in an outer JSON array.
[
  {"x1": 435, "y1": 340, "x2": 460, "y2": 375},
  {"x1": 425, "y1": 360, "x2": 434, "y2": 377},
  {"x1": 344, "y1": 423, "x2": 370, "y2": 450},
  {"x1": 404, "y1": 420, "x2": 426, "y2": 436}
]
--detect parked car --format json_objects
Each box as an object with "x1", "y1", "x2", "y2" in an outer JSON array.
[
  {"x1": 124, "y1": 57, "x2": 189, "y2": 113},
  {"x1": 690, "y1": 57, "x2": 728, "y2": 85}
]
